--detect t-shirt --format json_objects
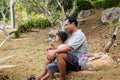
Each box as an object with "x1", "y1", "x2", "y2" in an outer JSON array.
[
  {"x1": 67, "y1": 30, "x2": 88, "y2": 55},
  {"x1": 67, "y1": 30, "x2": 88, "y2": 68}
]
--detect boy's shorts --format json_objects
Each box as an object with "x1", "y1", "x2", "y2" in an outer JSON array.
[{"x1": 47, "y1": 53, "x2": 81, "y2": 74}]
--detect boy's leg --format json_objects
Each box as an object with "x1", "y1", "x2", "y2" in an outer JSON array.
[
  {"x1": 40, "y1": 71, "x2": 54, "y2": 80},
  {"x1": 36, "y1": 51, "x2": 52, "y2": 80},
  {"x1": 47, "y1": 61, "x2": 59, "y2": 74}
]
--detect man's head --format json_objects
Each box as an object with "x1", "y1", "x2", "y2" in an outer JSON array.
[
  {"x1": 65, "y1": 16, "x2": 78, "y2": 33},
  {"x1": 56, "y1": 31, "x2": 68, "y2": 43}
]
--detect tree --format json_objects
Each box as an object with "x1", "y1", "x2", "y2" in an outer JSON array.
[
  {"x1": 57, "y1": 0, "x2": 77, "y2": 30},
  {"x1": 10, "y1": 0, "x2": 15, "y2": 28},
  {"x1": 20, "y1": 0, "x2": 57, "y2": 26},
  {"x1": 19, "y1": 0, "x2": 77, "y2": 30},
  {"x1": 0, "y1": 0, "x2": 10, "y2": 47}
]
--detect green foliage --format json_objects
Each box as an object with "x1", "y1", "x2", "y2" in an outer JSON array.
[
  {"x1": 52, "y1": 11, "x2": 61, "y2": 23},
  {"x1": 74, "y1": 0, "x2": 94, "y2": 17},
  {"x1": 17, "y1": 17, "x2": 50, "y2": 34},
  {"x1": 61, "y1": 0, "x2": 73, "y2": 10},
  {"x1": 0, "y1": 0, "x2": 10, "y2": 21},
  {"x1": 109, "y1": 21, "x2": 120, "y2": 28},
  {"x1": 94, "y1": 0, "x2": 103, "y2": 9},
  {"x1": 77, "y1": 0, "x2": 93, "y2": 11},
  {"x1": 116, "y1": 21, "x2": 120, "y2": 28},
  {"x1": 118, "y1": 2, "x2": 120, "y2": 7},
  {"x1": 34, "y1": 18, "x2": 50, "y2": 29},
  {"x1": 17, "y1": 21, "x2": 32, "y2": 33},
  {"x1": 109, "y1": 23, "x2": 115, "y2": 28},
  {"x1": 91, "y1": 26, "x2": 98, "y2": 29},
  {"x1": 103, "y1": 0, "x2": 120, "y2": 9},
  {"x1": 91, "y1": 0, "x2": 98, "y2": 1}
]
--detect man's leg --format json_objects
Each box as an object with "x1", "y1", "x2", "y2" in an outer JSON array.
[{"x1": 56, "y1": 53, "x2": 67, "y2": 80}]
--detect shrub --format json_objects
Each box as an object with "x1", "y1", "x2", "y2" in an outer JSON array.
[
  {"x1": 74, "y1": 0, "x2": 94, "y2": 17},
  {"x1": 34, "y1": 18, "x2": 41, "y2": 28},
  {"x1": 77, "y1": 0, "x2": 93, "y2": 11},
  {"x1": 16, "y1": 17, "x2": 50, "y2": 37},
  {"x1": 103, "y1": 0, "x2": 120, "y2": 9},
  {"x1": 94, "y1": 0, "x2": 103, "y2": 9},
  {"x1": 34, "y1": 18, "x2": 50, "y2": 29}
]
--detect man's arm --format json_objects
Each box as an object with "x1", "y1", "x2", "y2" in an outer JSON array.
[
  {"x1": 55, "y1": 45, "x2": 73, "y2": 53},
  {"x1": 47, "y1": 45, "x2": 72, "y2": 60}
]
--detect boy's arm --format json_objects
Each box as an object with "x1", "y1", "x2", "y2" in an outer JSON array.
[{"x1": 47, "y1": 43, "x2": 56, "y2": 51}]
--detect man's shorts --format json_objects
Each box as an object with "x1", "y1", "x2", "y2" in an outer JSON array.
[
  {"x1": 66, "y1": 53, "x2": 81, "y2": 71},
  {"x1": 47, "y1": 53, "x2": 81, "y2": 74}
]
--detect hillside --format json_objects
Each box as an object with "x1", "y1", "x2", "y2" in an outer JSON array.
[{"x1": 0, "y1": 9, "x2": 120, "y2": 80}]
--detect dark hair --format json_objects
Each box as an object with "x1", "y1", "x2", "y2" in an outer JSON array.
[
  {"x1": 65, "y1": 16, "x2": 78, "y2": 27},
  {"x1": 56, "y1": 31, "x2": 68, "y2": 43}
]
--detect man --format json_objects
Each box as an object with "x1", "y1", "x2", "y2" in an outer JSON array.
[{"x1": 36, "y1": 16, "x2": 88, "y2": 80}]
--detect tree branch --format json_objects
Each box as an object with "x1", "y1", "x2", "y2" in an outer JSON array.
[
  {"x1": 69, "y1": 0, "x2": 77, "y2": 16},
  {"x1": 104, "y1": 27, "x2": 119, "y2": 53}
]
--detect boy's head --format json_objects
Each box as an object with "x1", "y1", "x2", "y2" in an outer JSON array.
[{"x1": 56, "y1": 31, "x2": 68, "y2": 43}]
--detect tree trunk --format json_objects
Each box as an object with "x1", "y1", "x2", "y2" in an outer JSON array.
[
  {"x1": 0, "y1": 0, "x2": 10, "y2": 48},
  {"x1": 10, "y1": 0, "x2": 15, "y2": 28},
  {"x1": 57, "y1": 0, "x2": 77, "y2": 31}
]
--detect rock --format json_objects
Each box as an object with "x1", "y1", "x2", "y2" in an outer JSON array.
[
  {"x1": 85, "y1": 53, "x2": 115, "y2": 71},
  {"x1": 48, "y1": 29, "x2": 59, "y2": 37},
  {"x1": 77, "y1": 9, "x2": 94, "y2": 21},
  {"x1": 77, "y1": 9, "x2": 95, "y2": 27},
  {"x1": 78, "y1": 10, "x2": 93, "y2": 20},
  {"x1": 101, "y1": 7, "x2": 120, "y2": 23},
  {"x1": 47, "y1": 29, "x2": 59, "y2": 42}
]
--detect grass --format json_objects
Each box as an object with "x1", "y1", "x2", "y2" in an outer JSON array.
[{"x1": 0, "y1": 9, "x2": 120, "y2": 80}]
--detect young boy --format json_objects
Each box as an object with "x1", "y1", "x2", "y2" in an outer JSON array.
[
  {"x1": 47, "y1": 31, "x2": 68, "y2": 61},
  {"x1": 35, "y1": 31, "x2": 68, "y2": 80}
]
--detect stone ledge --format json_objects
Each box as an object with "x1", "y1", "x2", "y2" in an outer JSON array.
[{"x1": 68, "y1": 70, "x2": 96, "y2": 76}]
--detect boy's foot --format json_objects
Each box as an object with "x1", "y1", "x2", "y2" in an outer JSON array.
[
  {"x1": 35, "y1": 74, "x2": 45, "y2": 80},
  {"x1": 27, "y1": 75, "x2": 35, "y2": 80},
  {"x1": 55, "y1": 78, "x2": 66, "y2": 80}
]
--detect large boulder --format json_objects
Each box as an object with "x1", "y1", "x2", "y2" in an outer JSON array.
[
  {"x1": 101, "y1": 7, "x2": 120, "y2": 23},
  {"x1": 85, "y1": 53, "x2": 115, "y2": 70},
  {"x1": 77, "y1": 9, "x2": 95, "y2": 27},
  {"x1": 77, "y1": 9, "x2": 95, "y2": 21}
]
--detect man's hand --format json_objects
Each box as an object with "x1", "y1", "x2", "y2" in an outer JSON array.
[{"x1": 46, "y1": 50, "x2": 57, "y2": 61}]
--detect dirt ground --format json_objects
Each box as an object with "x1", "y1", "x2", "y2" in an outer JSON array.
[{"x1": 0, "y1": 9, "x2": 120, "y2": 80}]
